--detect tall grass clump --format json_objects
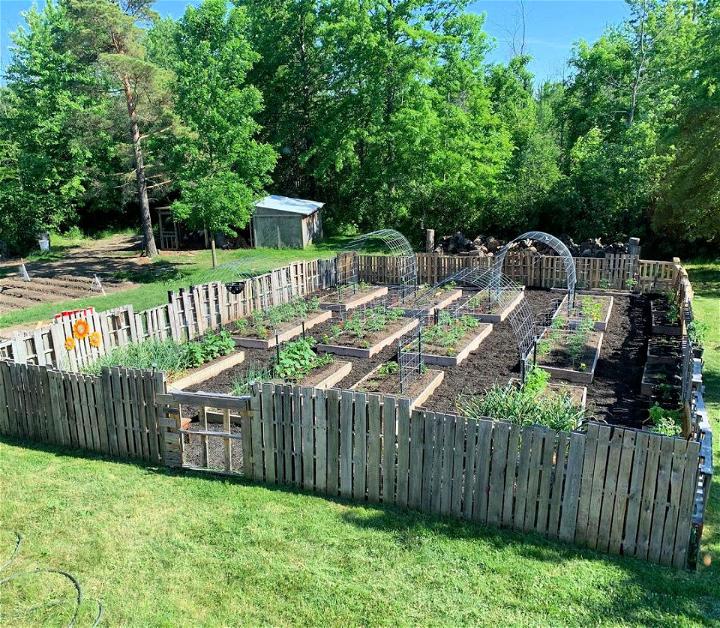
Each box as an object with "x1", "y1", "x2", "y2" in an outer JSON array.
[
  {"x1": 457, "y1": 367, "x2": 586, "y2": 432},
  {"x1": 83, "y1": 330, "x2": 235, "y2": 378},
  {"x1": 83, "y1": 339, "x2": 192, "y2": 377}
]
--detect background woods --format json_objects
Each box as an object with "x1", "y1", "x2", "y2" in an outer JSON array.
[{"x1": 0, "y1": 0, "x2": 718, "y2": 256}]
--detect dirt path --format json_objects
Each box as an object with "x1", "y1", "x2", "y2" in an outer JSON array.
[
  {"x1": 0, "y1": 233, "x2": 151, "y2": 278},
  {"x1": 0, "y1": 234, "x2": 149, "y2": 330}
]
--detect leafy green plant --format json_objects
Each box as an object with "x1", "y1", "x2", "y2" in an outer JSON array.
[
  {"x1": 198, "y1": 329, "x2": 234, "y2": 360},
  {"x1": 234, "y1": 297, "x2": 321, "y2": 338},
  {"x1": 377, "y1": 361, "x2": 400, "y2": 376},
  {"x1": 688, "y1": 319, "x2": 708, "y2": 350},
  {"x1": 579, "y1": 296, "x2": 603, "y2": 322},
  {"x1": 182, "y1": 342, "x2": 206, "y2": 368},
  {"x1": 326, "y1": 305, "x2": 404, "y2": 342},
  {"x1": 648, "y1": 403, "x2": 682, "y2": 437},
  {"x1": 274, "y1": 338, "x2": 333, "y2": 382}
]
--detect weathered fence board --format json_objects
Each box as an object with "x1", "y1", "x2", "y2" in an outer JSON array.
[
  {"x1": 158, "y1": 385, "x2": 701, "y2": 569},
  {"x1": 0, "y1": 362, "x2": 166, "y2": 464}
]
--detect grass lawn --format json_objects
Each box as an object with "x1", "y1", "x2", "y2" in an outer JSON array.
[
  {"x1": 0, "y1": 259, "x2": 718, "y2": 625},
  {"x1": 0, "y1": 239, "x2": 344, "y2": 329}
]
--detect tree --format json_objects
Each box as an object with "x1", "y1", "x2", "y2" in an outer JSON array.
[
  {"x1": 163, "y1": 0, "x2": 276, "y2": 267},
  {"x1": 65, "y1": 0, "x2": 171, "y2": 257},
  {"x1": 655, "y1": 0, "x2": 720, "y2": 243},
  {"x1": 0, "y1": 2, "x2": 113, "y2": 253}
]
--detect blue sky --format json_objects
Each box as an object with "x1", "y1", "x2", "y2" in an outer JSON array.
[{"x1": 0, "y1": 0, "x2": 630, "y2": 84}]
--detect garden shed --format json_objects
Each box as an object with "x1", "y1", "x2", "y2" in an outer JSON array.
[{"x1": 252, "y1": 195, "x2": 324, "y2": 249}]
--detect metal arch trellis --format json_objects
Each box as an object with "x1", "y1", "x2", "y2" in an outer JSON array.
[
  {"x1": 342, "y1": 229, "x2": 417, "y2": 295},
  {"x1": 493, "y1": 231, "x2": 577, "y2": 309},
  {"x1": 411, "y1": 263, "x2": 539, "y2": 382}
]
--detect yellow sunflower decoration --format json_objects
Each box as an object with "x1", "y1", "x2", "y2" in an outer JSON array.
[
  {"x1": 64, "y1": 336, "x2": 76, "y2": 351},
  {"x1": 89, "y1": 331, "x2": 102, "y2": 348},
  {"x1": 73, "y1": 319, "x2": 90, "y2": 340}
]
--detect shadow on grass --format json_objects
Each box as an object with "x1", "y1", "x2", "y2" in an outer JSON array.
[
  {"x1": 2, "y1": 432, "x2": 719, "y2": 626},
  {"x1": 688, "y1": 261, "x2": 720, "y2": 298}
]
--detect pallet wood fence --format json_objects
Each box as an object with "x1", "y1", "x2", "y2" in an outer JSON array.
[
  {"x1": 156, "y1": 383, "x2": 701, "y2": 569},
  {"x1": 0, "y1": 253, "x2": 680, "y2": 369},
  {"x1": 0, "y1": 258, "x2": 338, "y2": 370},
  {"x1": 357, "y1": 252, "x2": 678, "y2": 292},
  {"x1": 0, "y1": 361, "x2": 167, "y2": 463}
]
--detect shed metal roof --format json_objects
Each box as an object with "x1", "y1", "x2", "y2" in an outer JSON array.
[{"x1": 254, "y1": 195, "x2": 324, "y2": 216}]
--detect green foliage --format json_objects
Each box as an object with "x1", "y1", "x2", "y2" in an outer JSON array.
[
  {"x1": 1, "y1": 0, "x2": 719, "y2": 252},
  {"x1": 161, "y1": 0, "x2": 276, "y2": 236},
  {"x1": 688, "y1": 319, "x2": 709, "y2": 350},
  {"x1": 377, "y1": 361, "x2": 400, "y2": 377},
  {"x1": 274, "y1": 337, "x2": 332, "y2": 382},
  {"x1": 83, "y1": 329, "x2": 234, "y2": 376},
  {"x1": 231, "y1": 364, "x2": 273, "y2": 396},
  {"x1": 235, "y1": 297, "x2": 320, "y2": 338},
  {"x1": 648, "y1": 403, "x2": 682, "y2": 437},
  {"x1": 421, "y1": 312, "x2": 480, "y2": 353},
  {"x1": 457, "y1": 370, "x2": 585, "y2": 432},
  {"x1": 327, "y1": 306, "x2": 404, "y2": 343}
]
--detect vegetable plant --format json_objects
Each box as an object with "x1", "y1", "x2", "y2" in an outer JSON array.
[
  {"x1": 648, "y1": 403, "x2": 682, "y2": 437},
  {"x1": 234, "y1": 297, "x2": 321, "y2": 338},
  {"x1": 421, "y1": 312, "x2": 479, "y2": 353},
  {"x1": 274, "y1": 338, "x2": 333, "y2": 382},
  {"x1": 325, "y1": 306, "x2": 404, "y2": 344}
]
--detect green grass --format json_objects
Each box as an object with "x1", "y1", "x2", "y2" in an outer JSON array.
[
  {"x1": 0, "y1": 239, "x2": 345, "y2": 329},
  {"x1": 0, "y1": 258, "x2": 718, "y2": 625}
]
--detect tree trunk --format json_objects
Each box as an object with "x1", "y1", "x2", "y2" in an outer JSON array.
[
  {"x1": 210, "y1": 234, "x2": 217, "y2": 269},
  {"x1": 122, "y1": 74, "x2": 158, "y2": 257}
]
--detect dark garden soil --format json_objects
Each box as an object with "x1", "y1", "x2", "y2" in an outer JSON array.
[
  {"x1": 647, "y1": 335, "x2": 683, "y2": 363},
  {"x1": 461, "y1": 288, "x2": 523, "y2": 315},
  {"x1": 179, "y1": 289, "x2": 653, "y2": 433},
  {"x1": 650, "y1": 294, "x2": 681, "y2": 329},
  {"x1": 354, "y1": 367, "x2": 441, "y2": 397},
  {"x1": 317, "y1": 284, "x2": 385, "y2": 306}
]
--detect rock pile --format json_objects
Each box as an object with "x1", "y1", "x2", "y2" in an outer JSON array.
[{"x1": 433, "y1": 232, "x2": 631, "y2": 258}]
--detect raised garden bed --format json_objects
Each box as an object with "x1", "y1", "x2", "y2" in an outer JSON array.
[
  {"x1": 233, "y1": 297, "x2": 331, "y2": 349},
  {"x1": 408, "y1": 314, "x2": 493, "y2": 366},
  {"x1": 315, "y1": 306, "x2": 419, "y2": 358},
  {"x1": 318, "y1": 283, "x2": 389, "y2": 313},
  {"x1": 531, "y1": 323, "x2": 604, "y2": 385},
  {"x1": 553, "y1": 293, "x2": 613, "y2": 331},
  {"x1": 351, "y1": 362, "x2": 444, "y2": 408},
  {"x1": 229, "y1": 339, "x2": 354, "y2": 394},
  {"x1": 458, "y1": 287, "x2": 524, "y2": 323},
  {"x1": 646, "y1": 335, "x2": 683, "y2": 365},
  {"x1": 640, "y1": 361, "x2": 682, "y2": 397},
  {"x1": 650, "y1": 293, "x2": 681, "y2": 336},
  {"x1": 171, "y1": 351, "x2": 246, "y2": 391},
  {"x1": 389, "y1": 284, "x2": 463, "y2": 317}
]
